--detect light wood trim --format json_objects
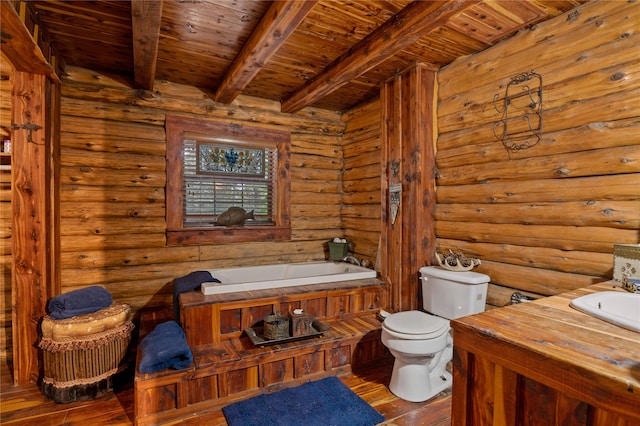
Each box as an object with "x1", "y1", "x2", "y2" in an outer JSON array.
[
  {"x1": 214, "y1": 0, "x2": 317, "y2": 104},
  {"x1": 131, "y1": 0, "x2": 163, "y2": 90},
  {"x1": 281, "y1": 0, "x2": 476, "y2": 113}
]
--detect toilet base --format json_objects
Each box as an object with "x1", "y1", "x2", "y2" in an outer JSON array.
[{"x1": 388, "y1": 359, "x2": 452, "y2": 402}]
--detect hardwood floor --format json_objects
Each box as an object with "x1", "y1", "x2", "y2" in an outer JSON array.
[{"x1": 1, "y1": 358, "x2": 451, "y2": 425}]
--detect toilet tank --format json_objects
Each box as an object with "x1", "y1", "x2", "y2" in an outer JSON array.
[{"x1": 419, "y1": 266, "x2": 490, "y2": 320}]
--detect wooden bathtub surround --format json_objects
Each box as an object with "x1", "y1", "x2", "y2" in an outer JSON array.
[
  {"x1": 134, "y1": 279, "x2": 389, "y2": 425},
  {"x1": 451, "y1": 281, "x2": 640, "y2": 425},
  {"x1": 179, "y1": 278, "x2": 387, "y2": 345}
]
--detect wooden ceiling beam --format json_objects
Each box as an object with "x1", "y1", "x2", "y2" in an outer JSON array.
[
  {"x1": 0, "y1": 1, "x2": 59, "y2": 82},
  {"x1": 214, "y1": 0, "x2": 317, "y2": 104},
  {"x1": 132, "y1": 0, "x2": 163, "y2": 90},
  {"x1": 281, "y1": 0, "x2": 479, "y2": 113}
]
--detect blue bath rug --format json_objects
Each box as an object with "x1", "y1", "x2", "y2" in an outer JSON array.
[{"x1": 222, "y1": 376, "x2": 384, "y2": 426}]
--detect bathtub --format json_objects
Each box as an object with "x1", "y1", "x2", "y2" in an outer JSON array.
[{"x1": 201, "y1": 261, "x2": 377, "y2": 295}]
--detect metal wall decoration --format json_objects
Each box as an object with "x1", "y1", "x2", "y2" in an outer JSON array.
[
  {"x1": 493, "y1": 71, "x2": 543, "y2": 152},
  {"x1": 389, "y1": 160, "x2": 401, "y2": 225},
  {"x1": 197, "y1": 142, "x2": 264, "y2": 176},
  {"x1": 389, "y1": 183, "x2": 401, "y2": 225}
]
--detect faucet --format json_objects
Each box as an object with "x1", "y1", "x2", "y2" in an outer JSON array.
[{"x1": 342, "y1": 255, "x2": 361, "y2": 266}]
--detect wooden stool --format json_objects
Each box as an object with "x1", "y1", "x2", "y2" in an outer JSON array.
[{"x1": 39, "y1": 303, "x2": 134, "y2": 403}]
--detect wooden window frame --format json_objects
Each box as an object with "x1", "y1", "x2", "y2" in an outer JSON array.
[{"x1": 166, "y1": 115, "x2": 291, "y2": 245}]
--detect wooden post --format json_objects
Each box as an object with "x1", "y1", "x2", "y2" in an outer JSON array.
[
  {"x1": 1, "y1": 0, "x2": 60, "y2": 386},
  {"x1": 380, "y1": 63, "x2": 437, "y2": 312},
  {"x1": 11, "y1": 71, "x2": 54, "y2": 384}
]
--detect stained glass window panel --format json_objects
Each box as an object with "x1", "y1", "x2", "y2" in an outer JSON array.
[{"x1": 197, "y1": 143, "x2": 264, "y2": 176}]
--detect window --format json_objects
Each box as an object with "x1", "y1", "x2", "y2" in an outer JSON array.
[
  {"x1": 166, "y1": 115, "x2": 291, "y2": 245},
  {"x1": 184, "y1": 139, "x2": 274, "y2": 227}
]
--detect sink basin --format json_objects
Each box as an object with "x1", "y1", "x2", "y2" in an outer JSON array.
[{"x1": 570, "y1": 291, "x2": 640, "y2": 333}]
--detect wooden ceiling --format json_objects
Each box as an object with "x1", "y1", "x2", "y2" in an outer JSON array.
[{"x1": 26, "y1": 0, "x2": 587, "y2": 113}]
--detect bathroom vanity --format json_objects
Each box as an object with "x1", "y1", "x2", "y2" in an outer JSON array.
[{"x1": 451, "y1": 281, "x2": 639, "y2": 425}]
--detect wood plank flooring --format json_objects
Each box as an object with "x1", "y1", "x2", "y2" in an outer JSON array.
[{"x1": 1, "y1": 358, "x2": 451, "y2": 425}]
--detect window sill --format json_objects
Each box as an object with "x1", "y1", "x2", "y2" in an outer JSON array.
[{"x1": 167, "y1": 226, "x2": 291, "y2": 246}]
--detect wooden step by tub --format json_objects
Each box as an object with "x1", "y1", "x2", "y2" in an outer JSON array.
[{"x1": 134, "y1": 279, "x2": 389, "y2": 425}]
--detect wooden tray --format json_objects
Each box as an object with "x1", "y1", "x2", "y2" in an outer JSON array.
[{"x1": 245, "y1": 320, "x2": 327, "y2": 347}]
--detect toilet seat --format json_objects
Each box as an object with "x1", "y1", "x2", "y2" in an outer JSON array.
[{"x1": 382, "y1": 311, "x2": 449, "y2": 340}]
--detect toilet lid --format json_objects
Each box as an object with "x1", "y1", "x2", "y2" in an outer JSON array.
[{"x1": 383, "y1": 311, "x2": 448, "y2": 336}]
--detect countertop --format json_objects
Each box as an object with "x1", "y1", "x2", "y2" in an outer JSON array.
[{"x1": 451, "y1": 281, "x2": 640, "y2": 420}]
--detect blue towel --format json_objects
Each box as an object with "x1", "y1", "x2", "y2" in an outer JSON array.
[
  {"x1": 138, "y1": 321, "x2": 193, "y2": 374},
  {"x1": 173, "y1": 270, "x2": 219, "y2": 322},
  {"x1": 47, "y1": 286, "x2": 113, "y2": 320}
]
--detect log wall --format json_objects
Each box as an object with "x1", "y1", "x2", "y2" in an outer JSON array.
[
  {"x1": 57, "y1": 66, "x2": 346, "y2": 319},
  {"x1": 435, "y1": 0, "x2": 640, "y2": 306},
  {"x1": 340, "y1": 0, "x2": 640, "y2": 309},
  {"x1": 341, "y1": 99, "x2": 382, "y2": 263}
]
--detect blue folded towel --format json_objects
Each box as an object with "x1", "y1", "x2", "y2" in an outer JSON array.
[
  {"x1": 138, "y1": 321, "x2": 193, "y2": 374},
  {"x1": 47, "y1": 286, "x2": 113, "y2": 320},
  {"x1": 173, "y1": 270, "x2": 219, "y2": 322}
]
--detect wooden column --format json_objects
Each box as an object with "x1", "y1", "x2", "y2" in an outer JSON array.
[
  {"x1": 11, "y1": 71, "x2": 54, "y2": 384},
  {"x1": 380, "y1": 63, "x2": 438, "y2": 312},
  {"x1": 2, "y1": 0, "x2": 60, "y2": 385}
]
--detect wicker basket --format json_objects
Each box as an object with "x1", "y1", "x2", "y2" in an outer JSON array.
[{"x1": 39, "y1": 303, "x2": 134, "y2": 403}]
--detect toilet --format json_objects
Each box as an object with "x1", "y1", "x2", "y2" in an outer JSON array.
[{"x1": 381, "y1": 266, "x2": 490, "y2": 402}]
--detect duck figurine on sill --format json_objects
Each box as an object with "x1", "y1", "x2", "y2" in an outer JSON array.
[{"x1": 435, "y1": 250, "x2": 481, "y2": 272}]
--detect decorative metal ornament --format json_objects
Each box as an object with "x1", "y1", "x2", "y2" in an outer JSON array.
[
  {"x1": 391, "y1": 160, "x2": 400, "y2": 178},
  {"x1": 493, "y1": 70, "x2": 543, "y2": 153},
  {"x1": 389, "y1": 183, "x2": 401, "y2": 225},
  {"x1": 389, "y1": 160, "x2": 401, "y2": 225},
  {"x1": 12, "y1": 122, "x2": 42, "y2": 143}
]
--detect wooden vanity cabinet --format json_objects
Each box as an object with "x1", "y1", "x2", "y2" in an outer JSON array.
[{"x1": 451, "y1": 282, "x2": 640, "y2": 425}]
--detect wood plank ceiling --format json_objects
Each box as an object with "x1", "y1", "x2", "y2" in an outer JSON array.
[{"x1": 27, "y1": 0, "x2": 588, "y2": 113}]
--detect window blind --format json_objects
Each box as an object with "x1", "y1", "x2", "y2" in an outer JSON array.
[{"x1": 182, "y1": 139, "x2": 276, "y2": 227}]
